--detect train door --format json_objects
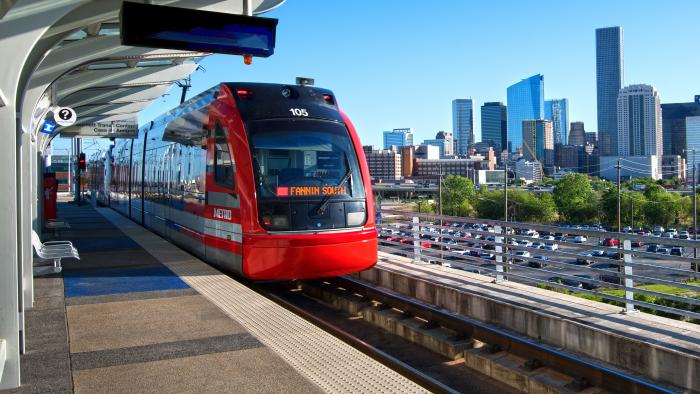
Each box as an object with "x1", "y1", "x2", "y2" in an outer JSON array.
[{"x1": 204, "y1": 122, "x2": 242, "y2": 272}]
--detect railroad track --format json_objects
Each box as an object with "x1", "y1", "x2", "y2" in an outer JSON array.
[
  {"x1": 253, "y1": 275, "x2": 676, "y2": 394},
  {"x1": 247, "y1": 278, "x2": 460, "y2": 394}
]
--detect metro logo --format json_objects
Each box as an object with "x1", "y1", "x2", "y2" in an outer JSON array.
[{"x1": 213, "y1": 208, "x2": 232, "y2": 220}]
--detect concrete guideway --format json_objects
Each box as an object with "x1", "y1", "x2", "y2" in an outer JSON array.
[
  {"x1": 0, "y1": 1, "x2": 284, "y2": 389},
  {"x1": 357, "y1": 252, "x2": 700, "y2": 392}
]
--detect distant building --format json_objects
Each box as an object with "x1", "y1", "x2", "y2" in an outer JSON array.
[
  {"x1": 569, "y1": 121, "x2": 586, "y2": 146},
  {"x1": 544, "y1": 98, "x2": 569, "y2": 145},
  {"x1": 382, "y1": 128, "x2": 413, "y2": 150},
  {"x1": 617, "y1": 84, "x2": 662, "y2": 159},
  {"x1": 481, "y1": 102, "x2": 508, "y2": 153},
  {"x1": 514, "y1": 159, "x2": 542, "y2": 184},
  {"x1": 555, "y1": 144, "x2": 585, "y2": 172},
  {"x1": 362, "y1": 145, "x2": 373, "y2": 156},
  {"x1": 47, "y1": 155, "x2": 71, "y2": 192},
  {"x1": 477, "y1": 170, "x2": 505, "y2": 185},
  {"x1": 596, "y1": 26, "x2": 624, "y2": 156},
  {"x1": 583, "y1": 147, "x2": 600, "y2": 177},
  {"x1": 686, "y1": 116, "x2": 700, "y2": 180},
  {"x1": 661, "y1": 95, "x2": 700, "y2": 157},
  {"x1": 585, "y1": 132, "x2": 597, "y2": 146},
  {"x1": 599, "y1": 156, "x2": 660, "y2": 180},
  {"x1": 507, "y1": 74, "x2": 544, "y2": 152},
  {"x1": 423, "y1": 131, "x2": 453, "y2": 158},
  {"x1": 661, "y1": 155, "x2": 686, "y2": 180},
  {"x1": 400, "y1": 146, "x2": 414, "y2": 178},
  {"x1": 521, "y1": 119, "x2": 553, "y2": 171},
  {"x1": 415, "y1": 144, "x2": 440, "y2": 160},
  {"x1": 414, "y1": 159, "x2": 469, "y2": 178},
  {"x1": 366, "y1": 149, "x2": 402, "y2": 181},
  {"x1": 452, "y1": 99, "x2": 474, "y2": 156}
]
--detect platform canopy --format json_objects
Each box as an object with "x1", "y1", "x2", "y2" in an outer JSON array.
[{"x1": 5, "y1": 0, "x2": 285, "y2": 151}]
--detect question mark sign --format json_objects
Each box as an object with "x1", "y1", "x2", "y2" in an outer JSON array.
[{"x1": 59, "y1": 109, "x2": 71, "y2": 120}]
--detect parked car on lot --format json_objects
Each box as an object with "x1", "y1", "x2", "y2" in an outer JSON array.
[
  {"x1": 590, "y1": 262, "x2": 620, "y2": 283},
  {"x1": 670, "y1": 247, "x2": 684, "y2": 256},
  {"x1": 646, "y1": 244, "x2": 659, "y2": 253},
  {"x1": 631, "y1": 240, "x2": 645, "y2": 247},
  {"x1": 528, "y1": 255, "x2": 548, "y2": 268},
  {"x1": 531, "y1": 242, "x2": 545, "y2": 249},
  {"x1": 591, "y1": 250, "x2": 607, "y2": 257},
  {"x1": 601, "y1": 238, "x2": 618, "y2": 246},
  {"x1": 678, "y1": 231, "x2": 690, "y2": 240},
  {"x1": 575, "y1": 252, "x2": 594, "y2": 265},
  {"x1": 544, "y1": 243, "x2": 558, "y2": 251},
  {"x1": 574, "y1": 235, "x2": 587, "y2": 243},
  {"x1": 656, "y1": 247, "x2": 670, "y2": 255},
  {"x1": 514, "y1": 250, "x2": 531, "y2": 262},
  {"x1": 541, "y1": 235, "x2": 555, "y2": 241}
]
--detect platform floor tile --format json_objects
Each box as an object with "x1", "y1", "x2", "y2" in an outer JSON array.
[
  {"x1": 67, "y1": 295, "x2": 247, "y2": 353},
  {"x1": 63, "y1": 265, "x2": 189, "y2": 298},
  {"x1": 72, "y1": 348, "x2": 323, "y2": 394}
]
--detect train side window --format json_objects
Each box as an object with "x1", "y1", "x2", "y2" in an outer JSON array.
[{"x1": 214, "y1": 123, "x2": 234, "y2": 189}]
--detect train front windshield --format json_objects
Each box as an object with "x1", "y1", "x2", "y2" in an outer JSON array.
[{"x1": 249, "y1": 119, "x2": 367, "y2": 231}]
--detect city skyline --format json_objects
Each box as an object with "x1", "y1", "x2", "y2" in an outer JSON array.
[{"x1": 53, "y1": 1, "x2": 700, "y2": 154}]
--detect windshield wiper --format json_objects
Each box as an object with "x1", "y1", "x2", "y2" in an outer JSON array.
[{"x1": 314, "y1": 166, "x2": 352, "y2": 216}]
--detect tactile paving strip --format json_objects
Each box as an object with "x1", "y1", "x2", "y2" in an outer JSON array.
[{"x1": 97, "y1": 208, "x2": 428, "y2": 394}]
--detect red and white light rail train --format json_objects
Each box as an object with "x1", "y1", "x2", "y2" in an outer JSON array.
[{"x1": 86, "y1": 82, "x2": 377, "y2": 280}]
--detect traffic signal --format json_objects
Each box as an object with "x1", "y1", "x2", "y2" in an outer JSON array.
[{"x1": 78, "y1": 153, "x2": 86, "y2": 171}]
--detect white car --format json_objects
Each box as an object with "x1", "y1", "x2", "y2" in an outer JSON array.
[
  {"x1": 541, "y1": 235, "x2": 556, "y2": 241},
  {"x1": 544, "y1": 243, "x2": 558, "y2": 250},
  {"x1": 574, "y1": 235, "x2": 587, "y2": 243}
]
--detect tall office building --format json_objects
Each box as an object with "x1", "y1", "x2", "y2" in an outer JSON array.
[
  {"x1": 569, "y1": 121, "x2": 586, "y2": 145},
  {"x1": 522, "y1": 119, "x2": 553, "y2": 169},
  {"x1": 661, "y1": 95, "x2": 700, "y2": 157},
  {"x1": 452, "y1": 99, "x2": 474, "y2": 156},
  {"x1": 382, "y1": 128, "x2": 413, "y2": 150},
  {"x1": 507, "y1": 74, "x2": 544, "y2": 152},
  {"x1": 617, "y1": 84, "x2": 662, "y2": 158},
  {"x1": 544, "y1": 99, "x2": 569, "y2": 145},
  {"x1": 481, "y1": 102, "x2": 508, "y2": 153},
  {"x1": 686, "y1": 116, "x2": 700, "y2": 180},
  {"x1": 596, "y1": 26, "x2": 624, "y2": 156},
  {"x1": 586, "y1": 132, "x2": 597, "y2": 146}
]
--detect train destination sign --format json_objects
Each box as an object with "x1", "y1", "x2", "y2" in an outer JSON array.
[
  {"x1": 60, "y1": 119, "x2": 139, "y2": 138},
  {"x1": 276, "y1": 186, "x2": 347, "y2": 197}
]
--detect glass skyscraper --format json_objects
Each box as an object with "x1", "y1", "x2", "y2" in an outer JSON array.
[
  {"x1": 522, "y1": 119, "x2": 554, "y2": 169},
  {"x1": 506, "y1": 74, "x2": 544, "y2": 152},
  {"x1": 452, "y1": 99, "x2": 474, "y2": 156},
  {"x1": 616, "y1": 84, "x2": 662, "y2": 158},
  {"x1": 481, "y1": 102, "x2": 507, "y2": 153},
  {"x1": 383, "y1": 128, "x2": 413, "y2": 150},
  {"x1": 686, "y1": 116, "x2": 700, "y2": 180},
  {"x1": 596, "y1": 26, "x2": 624, "y2": 156},
  {"x1": 661, "y1": 95, "x2": 700, "y2": 157},
  {"x1": 544, "y1": 99, "x2": 569, "y2": 145}
]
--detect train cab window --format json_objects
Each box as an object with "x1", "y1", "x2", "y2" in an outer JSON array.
[{"x1": 214, "y1": 124, "x2": 234, "y2": 188}]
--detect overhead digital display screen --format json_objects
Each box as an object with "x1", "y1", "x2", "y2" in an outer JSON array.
[{"x1": 120, "y1": 2, "x2": 277, "y2": 57}]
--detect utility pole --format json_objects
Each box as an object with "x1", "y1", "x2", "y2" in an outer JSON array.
[
  {"x1": 616, "y1": 159, "x2": 621, "y2": 234},
  {"x1": 438, "y1": 164, "x2": 444, "y2": 261},
  {"x1": 504, "y1": 159, "x2": 508, "y2": 221},
  {"x1": 694, "y1": 155, "x2": 697, "y2": 260}
]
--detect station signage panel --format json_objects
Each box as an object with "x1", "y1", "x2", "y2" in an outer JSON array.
[{"x1": 60, "y1": 119, "x2": 139, "y2": 138}]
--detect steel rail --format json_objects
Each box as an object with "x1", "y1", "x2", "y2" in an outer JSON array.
[{"x1": 325, "y1": 276, "x2": 676, "y2": 394}]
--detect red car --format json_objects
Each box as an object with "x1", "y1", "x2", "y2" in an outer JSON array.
[{"x1": 602, "y1": 238, "x2": 619, "y2": 246}]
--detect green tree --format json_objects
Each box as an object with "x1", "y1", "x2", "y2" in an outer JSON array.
[
  {"x1": 415, "y1": 199, "x2": 434, "y2": 214},
  {"x1": 508, "y1": 190, "x2": 556, "y2": 223},
  {"x1": 553, "y1": 173, "x2": 598, "y2": 224},
  {"x1": 643, "y1": 185, "x2": 686, "y2": 227},
  {"x1": 439, "y1": 175, "x2": 475, "y2": 217},
  {"x1": 475, "y1": 189, "x2": 505, "y2": 220}
]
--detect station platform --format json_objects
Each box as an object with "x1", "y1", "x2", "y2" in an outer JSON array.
[{"x1": 7, "y1": 202, "x2": 427, "y2": 394}]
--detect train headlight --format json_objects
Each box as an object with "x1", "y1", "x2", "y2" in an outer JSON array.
[{"x1": 347, "y1": 211, "x2": 366, "y2": 227}]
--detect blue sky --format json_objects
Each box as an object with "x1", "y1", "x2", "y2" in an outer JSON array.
[{"x1": 55, "y1": 0, "x2": 700, "y2": 154}]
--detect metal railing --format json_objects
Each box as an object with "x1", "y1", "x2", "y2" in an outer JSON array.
[{"x1": 377, "y1": 209, "x2": 700, "y2": 321}]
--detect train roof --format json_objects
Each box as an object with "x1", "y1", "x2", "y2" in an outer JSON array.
[{"x1": 140, "y1": 82, "x2": 344, "y2": 136}]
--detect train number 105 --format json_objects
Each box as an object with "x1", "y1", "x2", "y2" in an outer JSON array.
[{"x1": 289, "y1": 108, "x2": 308, "y2": 117}]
